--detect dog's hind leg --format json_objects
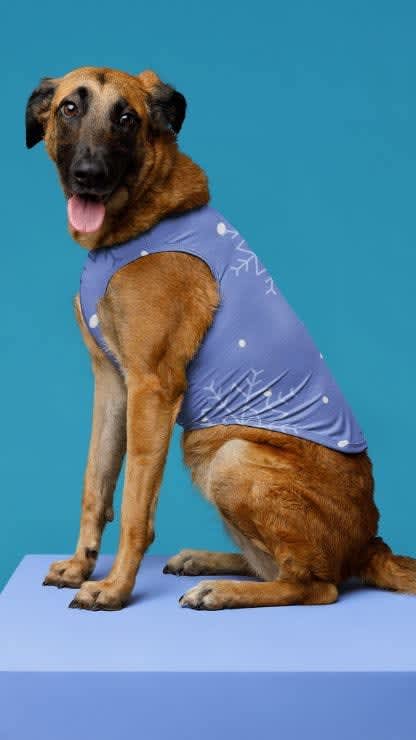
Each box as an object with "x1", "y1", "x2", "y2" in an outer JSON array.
[
  {"x1": 179, "y1": 578, "x2": 338, "y2": 609},
  {"x1": 177, "y1": 515, "x2": 339, "y2": 609},
  {"x1": 181, "y1": 433, "x2": 374, "y2": 610},
  {"x1": 43, "y1": 298, "x2": 127, "y2": 589},
  {"x1": 163, "y1": 549, "x2": 252, "y2": 576}
]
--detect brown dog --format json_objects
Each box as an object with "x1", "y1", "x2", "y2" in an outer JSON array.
[{"x1": 26, "y1": 66, "x2": 416, "y2": 610}]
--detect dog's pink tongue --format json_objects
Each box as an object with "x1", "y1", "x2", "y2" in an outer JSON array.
[{"x1": 67, "y1": 195, "x2": 105, "y2": 233}]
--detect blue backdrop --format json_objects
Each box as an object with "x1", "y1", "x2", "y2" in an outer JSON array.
[{"x1": 1, "y1": 1, "x2": 415, "y2": 589}]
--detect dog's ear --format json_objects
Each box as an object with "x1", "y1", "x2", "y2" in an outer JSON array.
[
  {"x1": 25, "y1": 77, "x2": 59, "y2": 148},
  {"x1": 149, "y1": 83, "x2": 186, "y2": 134},
  {"x1": 137, "y1": 70, "x2": 186, "y2": 135}
]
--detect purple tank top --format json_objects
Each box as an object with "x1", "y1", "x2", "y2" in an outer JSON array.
[{"x1": 80, "y1": 205, "x2": 367, "y2": 454}]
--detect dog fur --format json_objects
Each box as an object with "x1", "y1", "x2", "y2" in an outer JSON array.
[{"x1": 26, "y1": 66, "x2": 416, "y2": 610}]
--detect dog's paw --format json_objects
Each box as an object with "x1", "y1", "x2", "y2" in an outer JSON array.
[
  {"x1": 43, "y1": 557, "x2": 92, "y2": 589},
  {"x1": 179, "y1": 580, "x2": 228, "y2": 610},
  {"x1": 68, "y1": 579, "x2": 129, "y2": 611},
  {"x1": 163, "y1": 549, "x2": 211, "y2": 576}
]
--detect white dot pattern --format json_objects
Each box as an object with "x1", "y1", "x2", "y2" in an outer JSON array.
[{"x1": 89, "y1": 314, "x2": 99, "y2": 328}]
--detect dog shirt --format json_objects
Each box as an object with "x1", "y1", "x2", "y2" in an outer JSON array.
[{"x1": 80, "y1": 205, "x2": 367, "y2": 454}]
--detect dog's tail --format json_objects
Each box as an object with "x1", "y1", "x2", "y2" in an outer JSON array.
[{"x1": 358, "y1": 536, "x2": 416, "y2": 594}]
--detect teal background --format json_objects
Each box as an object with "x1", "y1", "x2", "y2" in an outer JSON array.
[{"x1": 1, "y1": 1, "x2": 415, "y2": 589}]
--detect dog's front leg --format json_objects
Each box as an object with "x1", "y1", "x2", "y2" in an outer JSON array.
[
  {"x1": 69, "y1": 372, "x2": 180, "y2": 610},
  {"x1": 43, "y1": 355, "x2": 127, "y2": 589}
]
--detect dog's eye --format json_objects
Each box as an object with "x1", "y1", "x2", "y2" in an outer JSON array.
[
  {"x1": 61, "y1": 101, "x2": 79, "y2": 118},
  {"x1": 119, "y1": 112, "x2": 137, "y2": 128}
]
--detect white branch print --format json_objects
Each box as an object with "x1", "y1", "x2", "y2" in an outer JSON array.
[
  {"x1": 200, "y1": 368, "x2": 300, "y2": 434},
  {"x1": 216, "y1": 221, "x2": 276, "y2": 296}
]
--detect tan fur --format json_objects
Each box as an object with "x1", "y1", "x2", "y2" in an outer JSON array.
[
  {"x1": 38, "y1": 66, "x2": 416, "y2": 610},
  {"x1": 43, "y1": 67, "x2": 209, "y2": 251}
]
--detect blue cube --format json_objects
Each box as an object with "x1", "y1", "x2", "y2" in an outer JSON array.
[{"x1": 1, "y1": 555, "x2": 415, "y2": 739}]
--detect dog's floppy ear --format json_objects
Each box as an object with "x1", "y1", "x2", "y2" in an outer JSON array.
[
  {"x1": 25, "y1": 77, "x2": 59, "y2": 148},
  {"x1": 137, "y1": 70, "x2": 186, "y2": 135}
]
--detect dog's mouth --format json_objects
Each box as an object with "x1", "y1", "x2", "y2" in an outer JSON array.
[{"x1": 67, "y1": 194, "x2": 106, "y2": 234}]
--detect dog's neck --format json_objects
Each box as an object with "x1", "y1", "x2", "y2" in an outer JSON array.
[{"x1": 72, "y1": 138, "x2": 210, "y2": 250}]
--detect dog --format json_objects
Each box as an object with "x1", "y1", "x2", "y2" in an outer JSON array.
[{"x1": 25, "y1": 66, "x2": 416, "y2": 610}]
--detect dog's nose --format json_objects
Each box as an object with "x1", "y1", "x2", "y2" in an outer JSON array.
[{"x1": 73, "y1": 158, "x2": 107, "y2": 189}]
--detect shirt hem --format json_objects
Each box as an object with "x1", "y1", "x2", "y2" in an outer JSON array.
[{"x1": 180, "y1": 420, "x2": 368, "y2": 454}]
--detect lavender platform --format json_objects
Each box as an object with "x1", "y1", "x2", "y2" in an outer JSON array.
[{"x1": 1, "y1": 555, "x2": 415, "y2": 739}]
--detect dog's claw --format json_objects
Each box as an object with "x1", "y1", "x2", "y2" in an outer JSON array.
[
  {"x1": 68, "y1": 599, "x2": 81, "y2": 609},
  {"x1": 162, "y1": 565, "x2": 169, "y2": 574}
]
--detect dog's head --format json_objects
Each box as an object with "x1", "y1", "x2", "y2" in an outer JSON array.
[{"x1": 25, "y1": 67, "x2": 187, "y2": 243}]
